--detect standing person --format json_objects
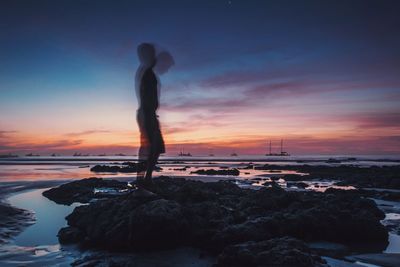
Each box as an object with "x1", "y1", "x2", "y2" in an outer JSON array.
[{"x1": 135, "y1": 43, "x2": 173, "y2": 188}]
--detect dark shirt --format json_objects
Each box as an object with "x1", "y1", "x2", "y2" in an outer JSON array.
[{"x1": 140, "y1": 68, "x2": 158, "y2": 113}]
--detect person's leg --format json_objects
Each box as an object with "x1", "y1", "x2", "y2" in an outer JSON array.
[
  {"x1": 136, "y1": 110, "x2": 148, "y2": 183},
  {"x1": 145, "y1": 152, "x2": 159, "y2": 180}
]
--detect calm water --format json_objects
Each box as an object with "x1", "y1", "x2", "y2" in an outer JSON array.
[
  {"x1": 0, "y1": 155, "x2": 399, "y2": 182},
  {"x1": 7, "y1": 188, "x2": 81, "y2": 247}
]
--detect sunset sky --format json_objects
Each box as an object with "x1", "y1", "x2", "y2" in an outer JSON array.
[{"x1": 1, "y1": 0, "x2": 400, "y2": 155}]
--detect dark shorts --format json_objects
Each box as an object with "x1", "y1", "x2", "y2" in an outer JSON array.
[{"x1": 137, "y1": 110, "x2": 165, "y2": 154}]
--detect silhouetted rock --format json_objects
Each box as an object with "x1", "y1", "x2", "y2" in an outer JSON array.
[
  {"x1": 173, "y1": 167, "x2": 187, "y2": 171},
  {"x1": 90, "y1": 163, "x2": 146, "y2": 173},
  {"x1": 256, "y1": 165, "x2": 400, "y2": 189},
  {"x1": 51, "y1": 176, "x2": 388, "y2": 258},
  {"x1": 262, "y1": 181, "x2": 281, "y2": 188},
  {"x1": 190, "y1": 169, "x2": 240, "y2": 176},
  {"x1": 215, "y1": 237, "x2": 325, "y2": 267},
  {"x1": 42, "y1": 178, "x2": 127, "y2": 205},
  {"x1": 287, "y1": 182, "x2": 308, "y2": 189},
  {"x1": 241, "y1": 164, "x2": 254, "y2": 170},
  {"x1": 284, "y1": 174, "x2": 306, "y2": 181},
  {"x1": 58, "y1": 226, "x2": 84, "y2": 244}
]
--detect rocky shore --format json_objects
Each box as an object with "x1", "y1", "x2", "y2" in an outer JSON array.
[
  {"x1": 256, "y1": 165, "x2": 400, "y2": 189},
  {"x1": 190, "y1": 168, "x2": 240, "y2": 176},
  {"x1": 43, "y1": 176, "x2": 389, "y2": 266}
]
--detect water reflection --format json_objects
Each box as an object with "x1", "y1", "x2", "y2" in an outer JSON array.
[{"x1": 7, "y1": 188, "x2": 81, "y2": 246}]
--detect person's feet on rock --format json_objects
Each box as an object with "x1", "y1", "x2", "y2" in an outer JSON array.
[
  {"x1": 129, "y1": 186, "x2": 157, "y2": 198},
  {"x1": 131, "y1": 178, "x2": 157, "y2": 197}
]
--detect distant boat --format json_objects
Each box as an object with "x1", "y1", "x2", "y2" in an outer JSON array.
[
  {"x1": 265, "y1": 139, "x2": 290, "y2": 156},
  {"x1": 115, "y1": 153, "x2": 126, "y2": 156},
  {"x1": 209, "y1": 149, "x2": 214, "y2": 157},
  {"x1": 73, "y1": 152, "x2": 82, "y2": 157},
  {"x1": 326, "y1": 158, "x2": 341, "y2": 163},
  {"x1": 25, "y1": 153, "x2": 40, "y2": 157},
  {"x1": 178, "y1": 148, "x2": 192, "y2": 157},
  {"x1": 0, "y1": 153, "x2": 18, "y2": 158},
  {"x1": 230, "y1": 152, "x2": 238, "y2": 156}
]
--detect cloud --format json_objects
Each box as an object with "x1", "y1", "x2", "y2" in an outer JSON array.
[
  {"x1": 355, "y1": 113, "x2": 400, "y2": 129},
  {"x1": 163, "y1": 97, "x2": 249, "y2": 112},
  {"x1": 65, "y1": 130, "x2": 111, "y2": 137},
  {"x1": 0, "y1": 137, "x2": 83, "y2": 154},
  {"x1": 0, "y1": 130, "x2": 17, "y2": 138}
]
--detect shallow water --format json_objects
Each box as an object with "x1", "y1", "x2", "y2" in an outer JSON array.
[
  {"x1": 1, "y1": 155, "x2": 399, "y2": 182},
  {"x1": 7, "y1": 188, "x2": 81, "y2": 247}
]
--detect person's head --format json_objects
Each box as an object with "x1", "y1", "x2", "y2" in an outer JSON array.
[
  {"x1": 154, "y1": 51, "x2": 175, "y2": 74},
  {"x1": 137, "y1": 43, "x2": 156, "y2": 67}
]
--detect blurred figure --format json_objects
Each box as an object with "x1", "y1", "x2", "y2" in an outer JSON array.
[{"x1": 135, "y1": 43, "x2": 174, "y2": 187}]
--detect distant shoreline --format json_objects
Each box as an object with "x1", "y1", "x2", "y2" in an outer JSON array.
[{"x1": 1, "y1": 155, "x2": 400, "y2": 164}]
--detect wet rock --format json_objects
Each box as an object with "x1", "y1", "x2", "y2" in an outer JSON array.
[
  {"x1": 215, "y1": 237, "x2": 325, "y2": 267},
  {"x1": 190, "y1": 169, "x2": 240, "y2": 176},
  {"x1": 42, "y1": 178, "x2": 128, "y2": 205},
  {"x1": 52, "y1": 177, "x2": 388, "y2": 257},
  {"x1": 90, "y1": 163, "x2": 146, "y2": 173},
  {"x1": 347, "y1": 253, "x2": 400, "y2": 267},
  {"x1": 213, "y1": 187, "x2": 388, "y2": 250},
  {"x1": 287, "y1": 182, "x2": 308, "y2": 189},
  {"x1": 283, "y1": 174, "x2": 306, "y2": 181},
  {"x1": 173, "y1": 167, "x2": 187, "y2": 171},
  {"x1": 127, "y1": 199, "x2": 188, "y2": 249},
  {"x1": 257, "y1": 165, "x2": 400, "y2": 190},
  {"x1": 262, "y1": 181, "x2": 281, "y2": 188},
  {"x1": 58, "y1": 226, "x2": 84, "y2": 244},
  {"x1": 241, "y1": 164, "x2": 254, "y2": 170}
]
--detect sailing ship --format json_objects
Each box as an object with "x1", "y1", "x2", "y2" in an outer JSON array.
[
  {"x1": 178, "y1": 148, "x2": 192, "y2": 156},
  {"x1": 265, "y1": 139, "x2": 290, "y2": 156}
]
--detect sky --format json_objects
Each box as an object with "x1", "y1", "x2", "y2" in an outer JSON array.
[{"x1": 0, "y1": 0, "x2": 400, "y2": 156}]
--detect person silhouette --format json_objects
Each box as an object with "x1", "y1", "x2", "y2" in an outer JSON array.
[{"x1": 135, "y1": 43, "x2": 173, "y2": 188}]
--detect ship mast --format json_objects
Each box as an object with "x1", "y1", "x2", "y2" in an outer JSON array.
[{"x1": 269, "y1": 140, "x2": 272, "y2": 155}]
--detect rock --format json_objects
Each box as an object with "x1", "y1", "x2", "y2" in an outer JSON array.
[
  {"x1": 241, "y1": 164, "x2": 254, "y2": 170},
  {"x1": 215, "y1": 237, "x2": 325, "y2": 267},
  {"x1": 347, "y1": 253, "x2": 400, "y2": 267},
  {"x1": 287, "y1": 182, "x2": 308, "y2": 189},
  {"x1": 127, "y1": 199, "x2": 188, "y2": 249},
  {"x1": 262, "y1": 181, "x2": 281, "y2": 188},
  {"x1": 58, "y1": 226, "x2": 84, "y2": 244},
  {"x1": 256, "y1": 165, "x2": 400, "y2": 189},
  {"x1": 90, "y1": 163, "x2": 146, "y2": 173},
  {"x1": 42, "y1": 178, "x2": 128, "y2": 205},
  {"x1": 190, "y1": 169, "x2": 240, "y2": 176},
  {"x1": 51, "y1": 177, "x2": 388, "y2": 257},
  {"x1": 173, "y1": 167, "x2": 187, "y2": 171},
  {"x1": 283, "y1": 174, "x2": 306, "y2": 181},
  {"x1": 213, "y1": 187, "x2": 388, "y2": 250}
]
